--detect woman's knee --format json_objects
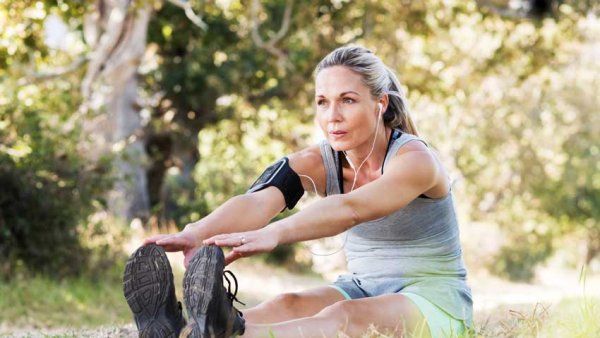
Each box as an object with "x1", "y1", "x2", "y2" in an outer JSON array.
[
  {"x1": 246, "y1": 287, "x2": 343, "y2": 324},
  {"x1": 257, "y1": 292, "x2": 303, "y2": 315},
  {"x1": 272, "y1": 292, "x2": 301, "y2": 308},
  {"x1": 244, "y1": 292, "x2": 303, "y2": 324}
]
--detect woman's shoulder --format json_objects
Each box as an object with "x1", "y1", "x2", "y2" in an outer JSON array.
[
  {"x1": 391, "y1": 133, "x2": 430, "y2": 157},
  {"x1": 287, "y1": 143, "x2": 323, "y2": 166},
  {"x1": 287, "y1": 143, "x2": 327, "y2": 196},
  {"x1": 388, "y1": 133, "x2": 451, "y2": 199}
]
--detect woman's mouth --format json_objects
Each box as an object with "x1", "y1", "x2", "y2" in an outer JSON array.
[{"x1": 329, "y1": 130, "x2": 347, "y2": 139}]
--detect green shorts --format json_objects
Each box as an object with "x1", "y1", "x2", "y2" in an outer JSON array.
[
  {"x1": 401, "y1": 292, "x2": 469, "y2": 338},
  {"x1": 329, "y1": 280, "x2": 471, "y2": 338}
]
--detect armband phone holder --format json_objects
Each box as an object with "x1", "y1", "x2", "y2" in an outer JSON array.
[{"x1": 247, "y1": 157, "x2": 304, "y2": 211}]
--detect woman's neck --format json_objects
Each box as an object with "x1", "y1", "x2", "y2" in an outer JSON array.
[{"x1": 343, "y1": 125, "x2": 391, "y2": 174}]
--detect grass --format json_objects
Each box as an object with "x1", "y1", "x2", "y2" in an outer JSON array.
[
  {"x1": 539, "y1": 296, "x2": 600, "y2": 337},
  {"x1": 1, "y1": 265, "x2": 598, "y2": 337},
  {"x1": 357, "y1": 296, "x2": 599, "y2": 337},
  {"x1": 0, "y1": 265, "x2": 131, "y2": 331},
  {"x1": 474, "y1": 297, "x2": 600, "y2": 338}
]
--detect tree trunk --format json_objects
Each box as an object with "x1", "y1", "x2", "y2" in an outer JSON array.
[
  {"x1": 81, "y1": 0, "x2": 152, "y2": 222},
  {"x1": 586, "y1": 227, "x2": 600, "y2": 265}
]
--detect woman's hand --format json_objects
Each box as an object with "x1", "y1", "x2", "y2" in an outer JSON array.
[
  {"x1": 143, "y1": 225, "x2": 202, "y2": 268},
  {"x1": 203, "y1": 227, "x2": 280, "y2": 265}
]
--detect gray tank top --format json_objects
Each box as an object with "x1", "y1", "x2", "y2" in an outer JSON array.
[{"x1": 318, "y1": 132, "x2": 473, "y2": 323}]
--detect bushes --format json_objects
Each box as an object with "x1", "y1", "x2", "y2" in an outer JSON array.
[
  {"x1": 0, "y1": 109, "x2": 113, "y2": 279},
  {"x1": 491, "y1": 231, "x2": 554, "y2": 281},
  {"x1": 0, "y1": 157, "x2": 82, "y2": 277},
  {"x1": 0, "y1": 154, "x2": 111, "y2": 278}
]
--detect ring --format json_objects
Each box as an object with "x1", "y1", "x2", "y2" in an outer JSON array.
[{"x1": 240, "y1": 237, "x2": 246, "y2": 245}]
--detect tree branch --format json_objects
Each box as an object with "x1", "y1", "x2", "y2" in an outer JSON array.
[
  {"x1": 476, "y1": 0, "x2": 529, "y2": 19},
  {"x1": 167, "y1": 0, "x2": 207, "y2": 30},
  {"x1": 268, "y1": 0, "x2": 292, "y2": 44},
  {"x1": 18, "y1": 56, "x2": 89, "y2": 85},
  {"x1": 250, "y1": 0, "x2": 293, "y2": 70},
  {"x1": 81, "y1": 1, "x2": 131, "y2": 101}
]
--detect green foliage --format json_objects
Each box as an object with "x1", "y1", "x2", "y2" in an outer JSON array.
[
  {"x1": 0, "y1": 96, "x2": 113, "y2": 278},
  {"x1": 361, "y1": 1, "x2": 598, "y2": 279},
  {"x1": 143, "y1": 0, "x2": 333, "y2": 230},
  {"x1": 192, "y1": 98, "x2": 313, "y2": 218},
  {"x1": 0, "y1": 1, "x2": 114, "y2": 278},
  {"x1": 1, "y1": 0, "x2": 598, "y2": 279},
  {"x1": 491, "y1": 232, "x2": 554, "y2": 281},
  {"x1": 148, "y1": 0, "x2": 599, "y2": 277}
]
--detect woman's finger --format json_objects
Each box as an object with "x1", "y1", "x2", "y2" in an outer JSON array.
[
  {"x1": 224, "y1": 250, "x2": 243, "y2": 265},
  {"x1": 143, "y1": 234, "x2": 171, "y2": 245},
  {"x1": 155, "y1": 234, "x2": 191, "y2": 251},
  {"x1": 156, "y1": 234, "x2": 183, "y2": 245},
  {"x1": 155, "y1": 242, "x2": 184, "y2": 252},
  {"x1": 203, "y1": 233, "x2": 239, "y2": 245},
  {"x1": 202, "y1": 235, "x2": 221, "y2": 245},
  {"x1": 232, "y1": 243, "x2": 256, "y2": 254},
  {"x1": 226, "y1": 244, "x2": 258, "y2": 264},
  {"x1": 214, "y1": 235, "x2": 249, "y2": 248}
]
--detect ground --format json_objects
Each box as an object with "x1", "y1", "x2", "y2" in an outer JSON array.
[{"x1": 1, "y1": 250, "x2": 598, "y2": 337}]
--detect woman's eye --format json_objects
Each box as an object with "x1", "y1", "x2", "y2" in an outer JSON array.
[
  {"x1": 343, "y1": 98, "x2": 355, "y2": 104},
  {"x1": 317, "y1": 100, "x2": 325, "y2": 106}
]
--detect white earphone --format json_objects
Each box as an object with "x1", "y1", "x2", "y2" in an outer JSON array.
[{"x1": 300, "y1": 101, "x2": 384, "y2": 256}]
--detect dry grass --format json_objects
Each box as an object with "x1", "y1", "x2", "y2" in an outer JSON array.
[{"x1": 1, "y1": 257, "x2": 598, "y2": 337}]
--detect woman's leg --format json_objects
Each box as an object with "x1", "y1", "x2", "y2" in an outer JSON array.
[
  {"x1": 243, "y1": 286, "x2": 346, "y2": 324},
  {"x1": 242, "y1": 293, "x2": 431, "y2": 338}
]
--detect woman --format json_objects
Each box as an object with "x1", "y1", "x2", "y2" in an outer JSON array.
[{"x1": 125, "y1": 45, "x2": 473, "y2": 338}]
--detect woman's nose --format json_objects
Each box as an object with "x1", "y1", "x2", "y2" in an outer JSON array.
[{"x1": 326, "y1": 103, "x2": 343, "y2": 122}]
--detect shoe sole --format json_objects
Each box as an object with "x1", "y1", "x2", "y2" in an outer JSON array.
[
  {"x1": 123, "y1": 244, "x2": 179, "y2": 338},
  {"x1": 182, "y1": 245, "x2": 225, "y2": 338}
]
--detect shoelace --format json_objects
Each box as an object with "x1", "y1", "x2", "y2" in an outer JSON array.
[{"x1": 223, "y1": 270, "x2": 246, "y2": 307}]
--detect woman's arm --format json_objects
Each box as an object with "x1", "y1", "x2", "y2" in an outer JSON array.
[
  {"x1": 204, "y1": 141, "x2": 443, "y2": 264},
  {"x1": 145, "y1": 144, "x2": 326, "y2": 266},
  {"x1": 143, "y1": 188, "x2": 284, "y2": 266},
  {"x1": 185, "y1": 189, "x2": 285, "y2": 240},
  {"x1": 274, "y1": 146, "x2": 439, "y2": 244}
]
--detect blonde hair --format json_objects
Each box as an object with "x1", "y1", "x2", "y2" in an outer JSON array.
[{"x1": 315, "y1": 45, "x2": 418, "y2": 135}]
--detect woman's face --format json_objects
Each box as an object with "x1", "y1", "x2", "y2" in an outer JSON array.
[{"x1": 315, "y1": 65, "x2": 380, "y2": 151}]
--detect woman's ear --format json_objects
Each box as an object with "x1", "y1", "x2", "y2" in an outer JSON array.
[{"x1": 378, "y1": 94, "x2": 389, "y2": 114}]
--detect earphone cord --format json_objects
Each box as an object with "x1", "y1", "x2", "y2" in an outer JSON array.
[
  {"x1": 298, "y1": 108, "x2": 383, "y2": 256},
  {"x1": 298, "y1": 173, "x2": 350, "y2": 256}
]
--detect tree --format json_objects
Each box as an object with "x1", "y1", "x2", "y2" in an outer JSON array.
[
  {"x1": 0, "y1": 0, "x2": 111, "y2": 277},
  {"x1": 2, "y1": 0, "x2": 597, "y2": 279}
]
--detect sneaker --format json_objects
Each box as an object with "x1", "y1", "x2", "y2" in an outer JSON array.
[
  {"x1": 123, "y1": 244, "x2": 186, "y2": 337},
  {"x1": 181, "y1": 245, "x2": 246, "y2": 338}
]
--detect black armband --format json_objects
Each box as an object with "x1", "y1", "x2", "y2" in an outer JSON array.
[{"x1": 246, "y1": 157, "x2": 305, "y2": 211}]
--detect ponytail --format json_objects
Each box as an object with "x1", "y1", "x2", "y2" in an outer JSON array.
[{"x1": 383, "y1": 66, "x2": 418, "y2": 136}]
